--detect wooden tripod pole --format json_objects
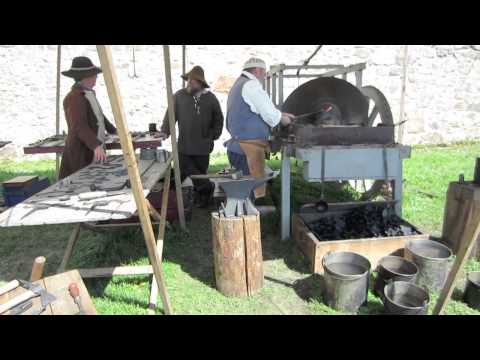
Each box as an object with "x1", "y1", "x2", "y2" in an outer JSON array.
[
  {"x1": 55, "y1": 45, "x2": 62, "y2": 179},
  {"x1": 163, "y1": 45, "x2": 186, "y2": 229},
  {"x1": 96, "y1": 45, "x2": 173, "y2": 315},
  {"x1": 433, "y1": 204, "x2": 480, "y2": 315}
]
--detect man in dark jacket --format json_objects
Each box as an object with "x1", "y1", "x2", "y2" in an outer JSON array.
[
  {"x1": 159, "y1": 66, "x2": 224, "y2": 207},
  {"x1": 59, "y1": 56, "x2": 117, "y2": 179}
]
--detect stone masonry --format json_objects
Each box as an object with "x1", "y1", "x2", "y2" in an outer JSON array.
[{"x1": 0, "y1": 45, "x2": 479, "y2": 159}]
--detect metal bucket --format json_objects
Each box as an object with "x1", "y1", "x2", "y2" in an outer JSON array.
[
  {"x1": 383, "y1": 281, "x2": 430, "y2": 315},
  {"x1": 374, "y1": 256, "x2": 418, "y2": 298},
  {"x1": 464, "y1": 271, "x2": 480, "y2": 310},
  {"x1": 140, "y1": 148, "x2": 156, "y2": 160},
  {"x1": 156, "y1": 149, "x2": 169, "y2": 163},
  {"x1": 404, "y1": 240, "x2": 453, "y2": 292},
  {"x1": 322, "y1": 251, "x2": 371, "y2": 312}
]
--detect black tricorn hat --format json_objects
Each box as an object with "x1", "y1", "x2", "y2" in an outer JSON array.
[
  {"x1": 62, "y1": 56, "x2": 102, "y2": 80},
  {"x1": 181, "y1": 66, "x2": 210, "y2": 88}
]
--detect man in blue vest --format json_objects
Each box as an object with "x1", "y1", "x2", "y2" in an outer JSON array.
[{"x1": 225, "y1": 57, "x2": 295, "y2": 199}]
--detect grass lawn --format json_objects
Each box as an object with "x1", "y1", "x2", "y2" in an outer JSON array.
[{"x1": 1, "y1": 142, "x2": 480, "y2": 315}]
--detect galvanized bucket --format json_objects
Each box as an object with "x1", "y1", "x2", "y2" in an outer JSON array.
[
  {"x1": 383, "y1": 281, "x2": 430, "y2": 315},
  {"x1": 322, "y1": 251, "x2": 371, "y2": 313},
  {"x1": 464, "y1": 271, "x2": 480, "y2": 310},
  {"x1": 374, "y1": 256, "x2": 418, "y2": 298},
  {"x1": 404, "y1": 240, "x2": 453, "y2": 292}
]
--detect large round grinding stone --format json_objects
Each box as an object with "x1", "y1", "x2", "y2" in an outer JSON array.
[{"x1": 282, "y1": 77, "x2": 369, "y2": 126}]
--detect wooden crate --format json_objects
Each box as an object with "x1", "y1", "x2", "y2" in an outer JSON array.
[{"x1": 292, "y1": 203, "x2": 430, "y2": 274}]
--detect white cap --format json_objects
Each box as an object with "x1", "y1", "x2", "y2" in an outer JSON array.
[{"x1": 243, "y1": 57, "x2": 267, "y2": 71}]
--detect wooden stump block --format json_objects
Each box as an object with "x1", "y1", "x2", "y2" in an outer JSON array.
[
  {"x1": 211, "y1": 213, "x2": 264, "y2": 297},
  {"x1": 442, "y1": 182, "x2": 480, "y2": 260}
]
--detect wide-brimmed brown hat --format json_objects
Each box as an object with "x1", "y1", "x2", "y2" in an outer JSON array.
[
  {"x1": 181, "y1": 66, "x2": 210, "y2": 88},
  {"x1": 62, "y1": 56, "x2": 102, "y2": 80}
]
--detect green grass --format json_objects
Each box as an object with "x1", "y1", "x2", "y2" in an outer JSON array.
[{"x1": 1, "y1": 143, "x2": 480, "y2": 315}]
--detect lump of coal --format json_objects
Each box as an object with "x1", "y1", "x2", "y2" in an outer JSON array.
[{"x1": 308, "y1": 204, "x2": 420, "y2": 241}]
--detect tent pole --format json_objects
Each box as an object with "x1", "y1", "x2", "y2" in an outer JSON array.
[
  {"x1": 163, "y1": 45, "x2": 186, "y2": 229},
  {"x1": 398, "y1": 45, "x2": 408, "y2": 143},
  {"x1": 55, "y1": 45, "x2": 62, "y2": 179},
  {"x1": 182, "y1": 45, "x2": 186, "y2": 88}
]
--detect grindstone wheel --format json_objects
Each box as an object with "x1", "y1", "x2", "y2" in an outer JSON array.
[{"x1": 348, "y1": 86, "x2": 394, "y2": 201}]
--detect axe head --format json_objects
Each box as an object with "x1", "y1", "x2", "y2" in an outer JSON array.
[{"x1": 18, "y1": 279, "x2": 56, "y2": 308}]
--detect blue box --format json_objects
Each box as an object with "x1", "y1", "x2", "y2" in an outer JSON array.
[{"x1": 3, "y1": 176, "x2": 50, "y2": 207}]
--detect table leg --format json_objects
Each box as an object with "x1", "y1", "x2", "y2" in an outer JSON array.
[
  {"x1": 57, "y1": 224, "x2": 81, "y2": 274},
  {"x1": 281, "y1": 147, "x2": 291, "y2": 241}
]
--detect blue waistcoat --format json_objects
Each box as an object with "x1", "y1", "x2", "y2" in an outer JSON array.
[{"x1": 224, "y1": 75, "x2": 270, "y2": 154}]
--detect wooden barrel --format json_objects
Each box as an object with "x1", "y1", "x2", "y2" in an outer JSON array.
[{"x1": 211, "y1": 213, "x2": 263, "y2": 297}]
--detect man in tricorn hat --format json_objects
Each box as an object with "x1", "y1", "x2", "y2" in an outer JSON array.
[
  {"x1": 159, "y1": 65, "x2": 224, "y2": 207},
  {"x1": 59, "y1": 56, "x2": 117, "y2": 179}
]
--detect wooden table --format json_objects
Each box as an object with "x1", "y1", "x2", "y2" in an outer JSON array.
[
  {"x1": 0, "y1": 270, "x2": 97, "y2": 315},
  {"x1": 23, "y1": 133, "x2": 162, "y2": 155}
]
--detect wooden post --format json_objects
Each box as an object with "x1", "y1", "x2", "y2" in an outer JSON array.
[
  {"x1": 162, "y1": 45, "x2": 186, "y2": 229},
  {"x1": 211, "y1": 213, "x2": 263, "y2": 297},
  {"x1": 30, "y1": 256, "x2": 46, "y2": 282},
  {"x1": 55, "y1": 45, "x2": 62, "y2": 179},
  {"x1": 96, "y1": 45, "x2": 173, "y2": 315},
  {"x1": 182, "y1": 45, "x2": 186, "y2": 89},
  {"x1": 398, "y1": 45, "x2": 409, "y2": 144},
  {"x1": 433, "y1": 205, "x2": 480, "y2": 314},
  {"x1": 149, "y1": 163, "x2": 172, "y2": 310}
]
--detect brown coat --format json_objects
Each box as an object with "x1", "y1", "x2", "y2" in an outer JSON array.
[{"x1": 59, "y1": 86, "x2": 116, "y2": 179}]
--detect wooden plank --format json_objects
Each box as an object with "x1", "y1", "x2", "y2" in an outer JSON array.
[
  {"x1": 243, "y1": 215, "x2": 263, "y2": 296},
  {"x1": 2, "y1": 176, "x2": 38, "y2": 188},
  {"x1": 211, "y1": 213, "x2": 248, "y2": 297},
  {"x1": 78, "y1": 265, "x2": 153, "y2": 278},
  {"x1": 0, "y1": 279, "x2": 52, "y2": 315},
  {"x1": 163, "y1": 45, "x2": 186, "y2": 229},
  {"x1": 97, "y1": 45, "x2": 172, "y2": 315},
  {"x1": 44, "y1": 270, "x2": 97, "y2": 315},
  {"x1": 433, "y1": 197, "x2": 480, "y2": 314}
]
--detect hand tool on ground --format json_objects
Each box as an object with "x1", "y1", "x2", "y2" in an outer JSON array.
[
  {"x1": 68, "y1": 282, "x2": 85, "y2": 315},
  {"x1": 216, "y1": 175, "x2": 275, "y2": 217},
  {"x1": 0, "y1": 279, "x2": 55, "y2": 315}
]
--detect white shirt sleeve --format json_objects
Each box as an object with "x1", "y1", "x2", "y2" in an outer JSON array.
[{"x1": 241, "y1": 79, "x2": 282, "y2": 128}]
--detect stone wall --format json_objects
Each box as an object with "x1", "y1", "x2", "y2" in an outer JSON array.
[{"x1": 0, "y1": 45, "x2": 479, "y2": 159}]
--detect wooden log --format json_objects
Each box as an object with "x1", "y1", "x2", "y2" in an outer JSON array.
[
  {"x1": 30, "y1": 256, "x2": 46, "y2": 282},
  {"x1": 243, "y1": 215, "x2": 263, "y2": 296},
  {"x1": 211, "y1": 213, "x2": 263, "y2": 297},
  {"x1": 442, "y1": 182, "x2": 480, "y2": 259}
]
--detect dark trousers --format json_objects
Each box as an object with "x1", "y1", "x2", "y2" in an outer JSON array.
[
  {"x1": 227, "y1": 150, "x2": 251, "y2": 176},
  {"x1": 179, "y1": 153, "x2": 211, "y2": 195}
]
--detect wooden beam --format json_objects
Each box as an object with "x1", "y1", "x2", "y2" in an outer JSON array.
[
  {"x1": 398, "y1": 45, "x2": 409, "y2": 144},
  {"x1": 149, "y1": 164, "x2": 172, "y2": 310},
  {"x1": 163, "y1": 45, "x2": 186, "y2": 229},
  {"x1": 96, "y1": 45, "x2": 173, "y2": 315},
  {"x1": 79, "y1": 265, "x2": 154, "y2": 278},
  {"x1": 57, "y1": 224, "x2": 81, "y2": 273},
  {"x1": 55, "y1": 45, "x2": 62, "y2": 179},
  {"x1": 433, "y1": 203, "x2": 480, "y2": 315}
]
